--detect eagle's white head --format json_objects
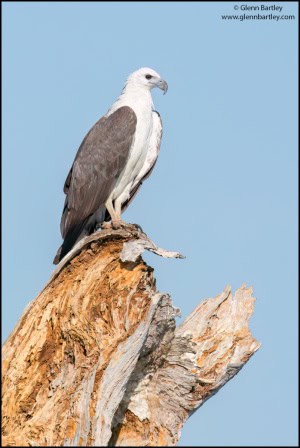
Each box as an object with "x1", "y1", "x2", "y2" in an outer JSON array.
[
  {"x1": 108, "y1": 67, "x2": 167, "y2": 115},
  {"x1": 126, "y1": 67, "x2": 168, "y2": 95}
]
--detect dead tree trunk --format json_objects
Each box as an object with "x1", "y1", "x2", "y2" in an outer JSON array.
[{"x1": 2, "y1": 227, "x2": 260, "y2": 446}]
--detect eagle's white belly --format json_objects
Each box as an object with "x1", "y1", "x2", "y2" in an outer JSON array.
[{"x1": 109, "y1": 108, "x2": 153, "y2": 202}]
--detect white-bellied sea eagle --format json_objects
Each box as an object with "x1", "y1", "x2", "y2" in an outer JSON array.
[{"x1": 53, "y1": 67, "x2": 168, "y2": 264}]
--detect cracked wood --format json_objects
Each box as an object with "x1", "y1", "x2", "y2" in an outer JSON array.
[{"x1": 2, "y1": 228, "x2": 260, "y2": 446}]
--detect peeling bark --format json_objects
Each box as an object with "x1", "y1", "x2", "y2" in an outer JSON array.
[{"x1": 2, "y1": 227, "x2": 260, "y2": 446}]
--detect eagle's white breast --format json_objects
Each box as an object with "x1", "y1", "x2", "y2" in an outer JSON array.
[{"x1": 106, "y1": 88, "x2": 154, "y2": 202}]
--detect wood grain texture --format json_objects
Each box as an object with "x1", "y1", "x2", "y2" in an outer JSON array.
[
  {"x1": 2, "y1": 228, "x2": 260, "y2": 446},
  {"x1": 110, "y1": 284, "x2": 260, "y2": 446}
]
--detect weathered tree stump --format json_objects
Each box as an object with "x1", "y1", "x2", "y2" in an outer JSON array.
[{"x1": 2, "y1": 227, "x2": 260, "y2": 446}]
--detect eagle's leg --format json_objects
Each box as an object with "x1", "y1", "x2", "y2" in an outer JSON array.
[
  {"x1": 112, "y1": 193, "x2": 132, "y2": 229},
  {"x1": 104, "y1": 198, "x2": 126, "y2": 229}
]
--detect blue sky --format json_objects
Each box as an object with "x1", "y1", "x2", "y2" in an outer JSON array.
[{"x1": 2, "y1": 2, "x2": 298, "y2": 446}]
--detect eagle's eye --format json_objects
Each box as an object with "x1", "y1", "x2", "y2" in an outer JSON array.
[{"x1": 145, "y1": 74, "x2": 152, "y2": 80}]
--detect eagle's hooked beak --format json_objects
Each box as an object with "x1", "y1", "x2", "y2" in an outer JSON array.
[{"x1": 158, "y1": 78, "x2": 168, "y2": 95}]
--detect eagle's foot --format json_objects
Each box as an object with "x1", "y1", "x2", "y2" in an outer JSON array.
[
  {"x1": 101, "y1": 221, "x2": 112, "y2": 230},
  {"x1": 111, "y1": 219, "x2": 127, "y2": 230},
  {"x1": 102, "y1": 220, "x2": 141, "y2": 232}
]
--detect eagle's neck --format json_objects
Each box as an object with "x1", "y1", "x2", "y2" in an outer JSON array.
[{"x1": 107, "y1": 84, "x2": 154, "y2": 116}]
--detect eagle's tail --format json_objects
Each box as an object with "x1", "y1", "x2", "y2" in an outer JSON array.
[
  {"x1": 53, "y1": 207, "x2": 108, "y2": 265},
  {"x1": 53, "y1": 245, "x2": 63, "y2": 265},
  {"x1": 53, "y1": 217, "x2": 92, "y2": 265}
]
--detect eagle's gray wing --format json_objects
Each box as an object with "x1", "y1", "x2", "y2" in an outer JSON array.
[
  {"x1": 121, "y1": 111, "x2": 162, "y2": 214},
  {"x1": 55, "y1": 106, "x2": 136, "y2": 263}
]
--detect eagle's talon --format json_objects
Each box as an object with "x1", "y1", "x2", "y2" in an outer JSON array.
[
  {"x1": 112, "y1": 220, "x2": 127, "y2": 230},
  {"x1": 101, "y1": 221, "x2": 112, "y2": 230},
  {"x1": 131, "y1": 223, "x2": 143, "y2": 232}
]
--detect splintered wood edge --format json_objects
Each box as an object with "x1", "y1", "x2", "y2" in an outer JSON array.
[
  {"x1": 105, "y1": 284, "x2": 261, "y2": 446},
  {"x1": 48, "y1": 227, "x2": 185, "y2": 288}
]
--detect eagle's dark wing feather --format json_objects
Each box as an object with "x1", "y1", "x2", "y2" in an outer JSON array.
[{"x1": 54, "y1": 106, "x2": 136, "y2": 264}]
